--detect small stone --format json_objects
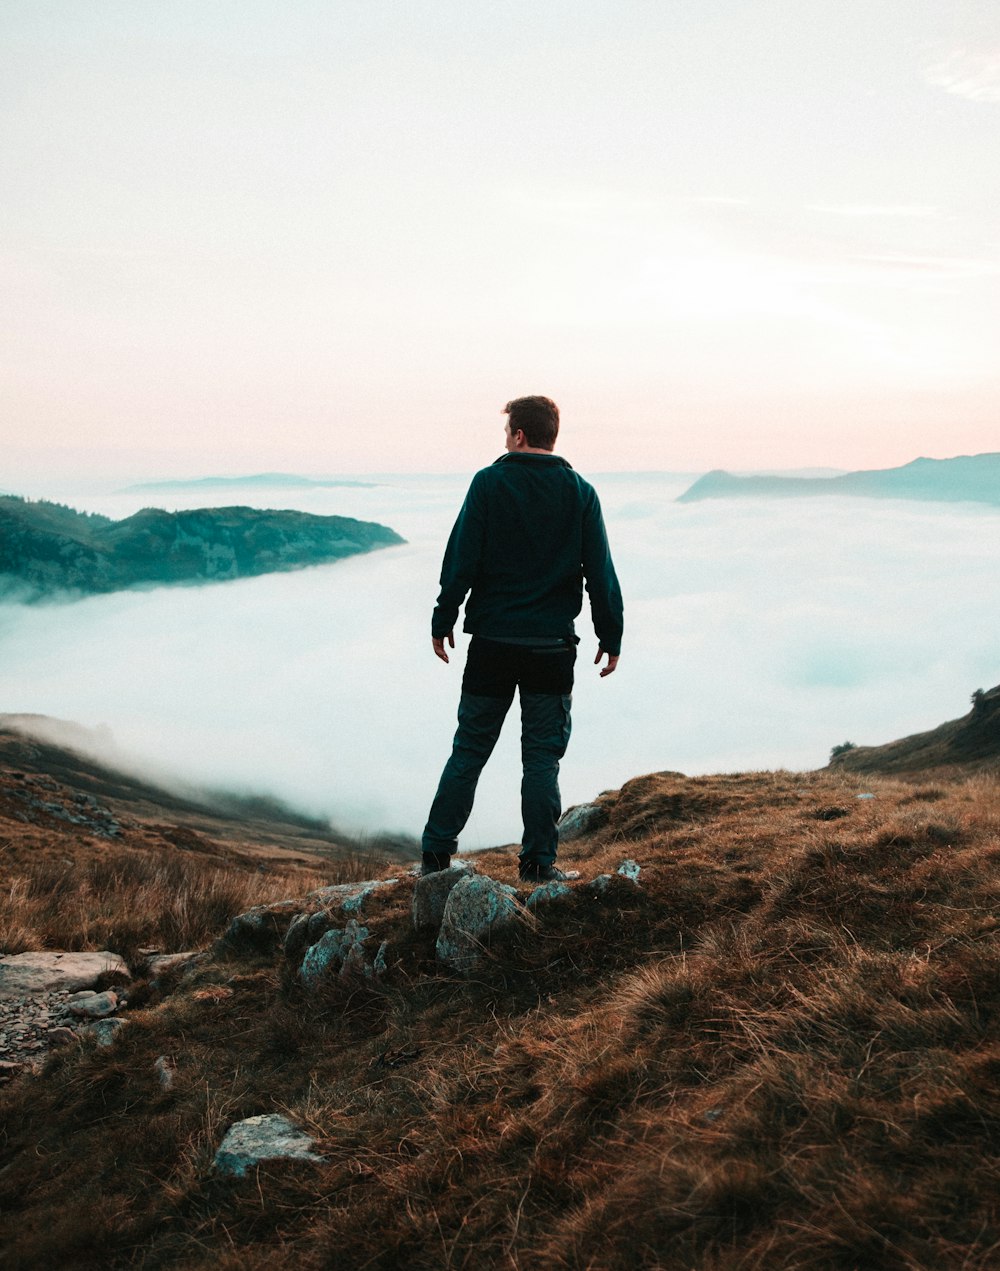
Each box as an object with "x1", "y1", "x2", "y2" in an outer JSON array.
[
  {"x1": 68, "y1": 990, "x2": 118, "y2": 1019},
  {"x1": 47, "y1": 1027, "x2": 78, "y2": 1047},
  {"x1": 88, "y1": 1018, "x2": 127, "y2": 1048},
  {"x1": 617, "y1": 859, "x2": 641, "y2": 883},
  {"x1": 589, "y1": 874, "x2": 613, "y2": 895},
  {"x1": 154, "y1": 1055, "x2": 176, "y2": 1091},
  {"x1": 214, "y1": 1113, "x2": 326, "y2": 1178}
]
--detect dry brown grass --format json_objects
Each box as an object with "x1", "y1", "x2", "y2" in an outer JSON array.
[
  {"x1": 4, "y1": 766, "x2": 1000, "y2": 1268},
  {"x1": 0, "y1": 841, "x2": 390, "y2": 962}
]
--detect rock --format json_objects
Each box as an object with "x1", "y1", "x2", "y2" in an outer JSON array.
[
  {"x1": 306, "y1": 911, "x2": 333, "y2": 944},
  {"x1": 46, "y1": 1026, "x2": 78, "y2": 1047},
  {"x1": 219, "y1": 901, "x2": 303, "y2": 954},
  {"x1": 589, "y1": 874, "x2": 613, "y2": 895},
  {"x1": 558, "y1": 801, "x2": 607, "y2": 841},
  {"x1": 526, "y1": 880, "x2": 572, "y2": 909},
  {"x1": 154, "y1": 1055, "x2": 176, "y2": 1091},
  {"x1": 0, "y1": 951, "x2": 130, "y2": 999},
  {"x1": 412, "y1": 863, "x2": 475, "y2": 932},
  {"x1": 308, "y1": 879, "x2": 399, "y2": 913},
  {"x1": 68, "y1": 990, "x2": 118, "y2": 1019},
  {"x1": 373, "y1": 941, "x2": 388, "y2": 977},
  {"x1": 617, "y1": 859, "x2": 641, "y2": 883},
  {"x1": 146, "y1": 952, "x2": 203, "y2": 980},
  {"x1": 214, "y1": 1113, "x2": 326, "y2": 1178},
  {"x1": 87, "y1": 1018, "x2": 127, "y2": 1048},
  {"x1": 299, "y1": 919, "x2": 371, "y2": 988},
  {"x1": 436, "y1": 875, "x2": 521, "y2": 974},
  {"x1": 283, "y1": 913, "x2": 313, "y2": 965}
]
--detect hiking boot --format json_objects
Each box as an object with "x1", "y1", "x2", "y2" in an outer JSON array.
[
  {"x1": 421, "y1": 852, "x2": 452, "y2": 876},
  {"x1": 518, "y1": 861, "x2": 568, "y2": 883}
]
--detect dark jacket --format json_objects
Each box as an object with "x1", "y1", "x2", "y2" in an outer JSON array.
[{"x1": 431, "y1": 452, "x2": 623, "y2": 655}]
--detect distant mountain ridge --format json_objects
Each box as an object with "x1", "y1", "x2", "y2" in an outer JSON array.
[
  {"x1": 122, "y1": 473, "x2": 375, "y2": 493},
  {"x1": 0, "y1": 496, "x2": 404, "y2": 600},
  {"x1": 678, "y1": 452, "x2": 1000, "y2": 506}
]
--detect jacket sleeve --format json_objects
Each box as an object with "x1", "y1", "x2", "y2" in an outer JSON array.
[
  {"x1": 581, "y1": 489, "x2": 624, "y2": 656},
  {"x1": 431, "y1": 475, "x2": 487, "y2": 638}
]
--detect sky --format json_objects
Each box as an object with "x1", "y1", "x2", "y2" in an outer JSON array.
[
  {"x1": 1, "y1": 477, "x2": 998, "y2": 847},
  {"x1": 3, "y1": 0, "x2": 999, "y2": 485}
]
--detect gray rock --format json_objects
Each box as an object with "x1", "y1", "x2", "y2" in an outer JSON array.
[
  {"x1": 436, "y1": 875, "x2": 521, "y2": 973},
  {"x1": 146, "y1": 952, "x2": 203, "y2": 980},
  {"x1": 558, "y1": 801, "x2": 607, "y2": 841},
  {"x1": 412, "y1": 863, "x2": 475, "y2": 932},
  {"x1": 617, "y1": 859, "x2": 641, "y2": 883},
  {"x1": 526, "y1": 880, "x2": 572, "y2": 909},
  {"x1": 220, "y1": 901, "x2": 303, "y2": 954},
  {"x1": 373, "y1": 941, "x2": 388, "y2": 977},
  {"x1": 306, "y1": 911, "x2": 333, "y2": 943},
  {"x1": 154, "y1": 1055, "x2": 176, "y2": 1091},
  {"x1": 0, "y1": 950, "x2": 129, "y2": 999},
  {"x1": 87, "y1": 1018, "x2": 127, "y2": 1048},
  {"x1": 299, "y1": 919, "x2": 370, "y2": 988},
  {"x1": 308, "y1": 879, "x2": 399, "y2": 913},
  {"x1": 589, "y1": 874, "x2": 613, "y2": 895},
  {"x1": 283, "y1": 913, "x2": 313, "y2": 965},
  {"x1": 46, "y1": 1026, "x2": 78, "y2": 1047},
  {"x1": 214, "y1": 1113, "x2": 326, "y2": 1178},
  {"x1": 68, "y1": 989, "x2": 118, "y2": 1019}
]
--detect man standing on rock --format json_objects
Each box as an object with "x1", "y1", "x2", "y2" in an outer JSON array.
[{"x1": 421, "y1": 395, "x2": 623, "y2": 882}]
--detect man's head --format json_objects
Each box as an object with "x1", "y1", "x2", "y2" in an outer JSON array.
[{"x1": 503, "y1": 396, "x2": 559, "y2": 452}]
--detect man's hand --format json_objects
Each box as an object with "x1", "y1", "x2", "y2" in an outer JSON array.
[
  {"x1": 595, "y1": 647, "x2": 619, "y2": 677},
  {"x1": 432, "y1": 631, "x2": 455, "y2": 664}
]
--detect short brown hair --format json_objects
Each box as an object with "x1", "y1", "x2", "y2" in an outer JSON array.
[{"x1": 503, "y1": 396, "x2": 559, "y2": 450}]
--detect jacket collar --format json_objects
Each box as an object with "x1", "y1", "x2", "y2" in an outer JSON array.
[{"x1": 494, "y1": 452, "x2": 572, "y2": 469}]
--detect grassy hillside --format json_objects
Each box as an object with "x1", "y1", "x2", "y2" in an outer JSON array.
[
  {"x1": 830, "y1": 683, "x2": 1000, "y2": 774},
  {"x1": 4, "y1": 759, "x2": 1000, "y2": 1268},
  {"x1": 0, "y1": 495, "x2": 404, "y2": 598}
]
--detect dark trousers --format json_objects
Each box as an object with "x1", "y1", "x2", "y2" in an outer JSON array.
[{"x1": 422, "y1": 637, "x2": 576, "y2": 866}]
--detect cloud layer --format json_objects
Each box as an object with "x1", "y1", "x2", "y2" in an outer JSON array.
[{"x1": 1, "y1": 475, "x2": 998, "y2": 849}]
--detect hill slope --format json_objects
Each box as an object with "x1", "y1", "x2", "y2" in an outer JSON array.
[
  {"x1": 4, "y1": 759, "x2": 1000, "y2": 1268},
  {"x1": 829, "y1": 683, "x2": 1000, "y2": 774},
  {"x1": 677, "y1": 451, "x2": 1000, "y2": 505},
  {"x1": 0, "y1": 496, "x2": 404, "y2": 599}
]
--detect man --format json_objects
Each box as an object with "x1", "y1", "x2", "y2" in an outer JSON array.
[{"x1": 421, "y1": 395, "x2": 623, "y2": 882}]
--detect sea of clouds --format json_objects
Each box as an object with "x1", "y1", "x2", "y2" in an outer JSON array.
[{"x1": 1, "y1": 472, "x2": 998, "y2": 848}]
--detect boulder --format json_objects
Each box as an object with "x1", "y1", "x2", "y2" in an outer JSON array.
[
  {"x1": 283, "y1": 913, "x2": 311, "y2": 965},
  {"x1": 412, "y1": 863, "x2": 475, "y2": 932},
  {"x1": 558, "y1": 801, "x2": 607, "y2": 841},
  {"x1": 0, "y1": 950, "x2": 129, "y2": 999},
  {"x1": 526, "y1": 879, "x2": 572, "y2": 909},
  {"x1": 219, "y1": 901, "x2": 303, "y2": 954},
  {"x1": 214, "y1": 1113, "x2": 326, "y2": 1178},
  {"x1": 436, "y1": 875, "x2": 521, "y2": 973},
  {"x1": 299, "y1": 919, "x2": 372, "y2": 988}
]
